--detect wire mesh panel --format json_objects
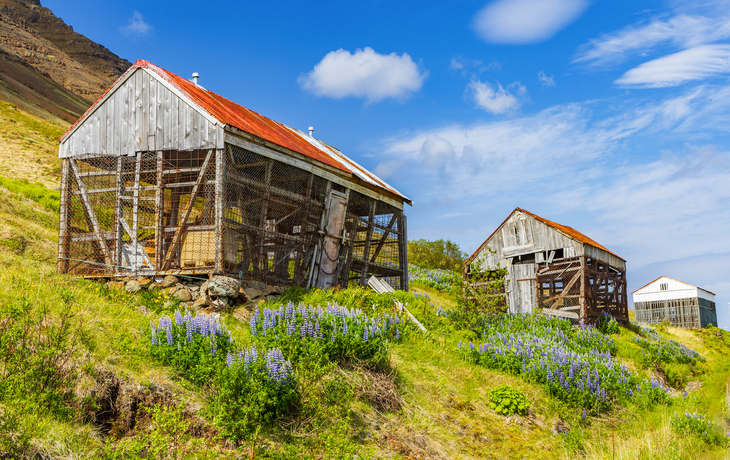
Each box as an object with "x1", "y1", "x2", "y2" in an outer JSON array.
[
  {"x1": 222, "y1": 144, "x2": 328, "y2": 286},
  {"x1": 338, "y1": 191, "x2": 405, "y2": 290},
  {"x1": 634, "y1": 299, "x2": 705, "y2": 328},
  {"x1": 536, "y1": 255, "x2": 628, "y2": 324},
  {"x1": 58, "y1": 144, "x2": 409, "y2": 289}
]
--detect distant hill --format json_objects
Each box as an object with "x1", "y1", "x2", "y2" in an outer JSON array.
[{"x1": 0, "y1": 0, "x2": 131, "y2": 123}]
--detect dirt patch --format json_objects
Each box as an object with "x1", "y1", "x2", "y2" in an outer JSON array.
[
  {"x1": 77, "y1": 367, "x2": 213, "y2": 440},
  {"x1": 338, "y1": 363, "x2": 403, "y2": 413}
]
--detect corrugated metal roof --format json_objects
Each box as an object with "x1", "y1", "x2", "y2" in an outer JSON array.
[
  {"x1": 61, "y1": 60, "x2": 410, "y2": 204},
  {"x1": 467, "y1": 207, "x2": 624, "y2": 263}
]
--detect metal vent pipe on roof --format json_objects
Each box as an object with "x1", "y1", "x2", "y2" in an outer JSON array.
[
  {"x1": 308, "y1": 126, "x2": 314, "y2": 137},
  {"x1": 192, "y1": 72, "x2": 199, "y2": 85}
]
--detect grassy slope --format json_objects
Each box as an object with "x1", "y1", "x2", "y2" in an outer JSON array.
[{"x1": 0, "y1": 106, "x2": 728, "y2": 459}]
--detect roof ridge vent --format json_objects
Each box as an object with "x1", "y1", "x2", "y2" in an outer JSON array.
[
  {"x1": 192, "y1": 72, "x2": 199, "y2": 85},
  {"x1": 308, "y1": 126, "x2": 314, "y2": 137}
]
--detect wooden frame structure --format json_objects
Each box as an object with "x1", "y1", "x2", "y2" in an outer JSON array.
[
  {"x1": 466, "y1": 208, "x2": 628, "y2": 324},
  {"x1": 57, "y1": 60, "x2": 410, "y2": 289}
]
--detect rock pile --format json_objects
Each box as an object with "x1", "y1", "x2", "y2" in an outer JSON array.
[{"x1": 107, "y1": 275, "x2": 287, "y2": 311}]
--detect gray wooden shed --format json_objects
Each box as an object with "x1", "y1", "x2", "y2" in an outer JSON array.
[
  {"x1": 466, "y1": 208, "x2": 628, "y2": 323},
  {"x1": 56, "y1": 60, "x2": 412, "y2": 290}
]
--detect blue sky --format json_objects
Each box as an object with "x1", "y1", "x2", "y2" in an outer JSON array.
[{"x1": 47, "y1": 0, "x2": 730, "y2": 328}]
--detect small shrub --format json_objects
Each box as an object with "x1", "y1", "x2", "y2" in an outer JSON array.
[
  {"x1": 148, "y1": 310, "x2": 236, "y2": 385},
  {"x1": 488, "y1": 385, "x2": 529, "y2": 416},
  {"x1": 596, "y1": 311, "x2": 620, "y2": 335},
  {"x1": 249, "y1": 302, "x2": 403, "y2": 368},
  {"x1": 210, "y1": 345, "x2": 297, "y2": 440},
  {"x1": 670, "y1": 411, "x2": 726, "y2": 445}
]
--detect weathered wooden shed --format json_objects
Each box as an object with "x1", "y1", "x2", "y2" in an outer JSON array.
[
  {"x1": 633, "y1": 276, "x2": 717, "y2": 328},
  {"x1": 57, "y1": 60, "x2": 412, "y2": 290},
  {"x1": 466, "y1": 208, "x2": 628, "y2": 323}
]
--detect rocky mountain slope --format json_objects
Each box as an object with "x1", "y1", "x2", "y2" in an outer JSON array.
[{"x1": 0, "y1": 0, "x2": 130, "y2": 123}]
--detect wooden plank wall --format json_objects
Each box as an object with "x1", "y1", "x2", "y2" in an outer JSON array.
[{"x1": 60, "y1": 68, "x2": 223, "y2": 157}]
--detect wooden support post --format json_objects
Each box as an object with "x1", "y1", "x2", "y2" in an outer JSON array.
[
  {"x1": 114, "y1": 156, "x2": 124, "y2": 274},
  {"x1": 215, "y1": 148, "x2": 224, "y2": 273},
  {"x1": 293, "y1": 174, "x2": 314, "y2": 285},
  {"x1": 162, "y1": 149, "x2": 213, "y2": 270},
  {"x1": 256, "y1": 162, "x2": 272, "y2": 278},
  {"x1": 69, "y1": 159, "x2": 111, "y2": 265},
  {"x1": 57, "y1": 159, "x2": 71, "y2": 274},
  {"x1": 131, "y1": 152, "x2": 142, "y2": 276},
  {"x1": 579, "y1": 255, "x2": 586, "y2": 323},
  {"x1": 359, "y1": 201, "x2": 376, "y2": 285},
  {"x1": 400, "y1": 213, "x2": 408, "y2": 292},
  {"x1": 154, "y1": 151, "x2": 164, "y2": 270},
  {"x1": 369, "y1": 213, "x2": 398, "y2": 264}
]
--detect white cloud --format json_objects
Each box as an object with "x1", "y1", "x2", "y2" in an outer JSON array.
[
  {"x1": 120, "y1": 11, "x2": 152, "y2": 37},
  {"x1": 538, "y1": 71, "x2": 556, "y2": 87},
  {"x1": 574, "y1": 14, "x2": 726, "y2": 66},
  {"x1": 298, "y1": 47, "x2": 427, "y2": 102},
  {"x1": 473, "y1": 0, "x2": 589, "y2": 44},
  {"x1": 469, "y1": 80, "x2": 525, "y2": 114},
  {"x1": 372, "y1": 83, "x2": 730, "y2": 327},
  {"x1": 616, "y1": 44, "x2": 730, "y2": 87}
]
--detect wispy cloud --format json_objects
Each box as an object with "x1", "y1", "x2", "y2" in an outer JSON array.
[
  {"x1": 473, "y1": 0, "x2": 589, "y2": 44},
  {"x1": 615, "y1": 44, "x2": 730, "y2": 87},
  {"x1": 120, "y1": 11, "x2": 152, "y2": 37},
  {"x1": 298, "y1": 47, "x2": 427, "y2": 103},
  {"x1": 538, "y1": 71, "x2": 556, "y2": 87},
  {"x1": 469, "y1": 80, "x2": 526, "y2": 114},
  {"x1": 573, "y1": 14, "x2": 727, "y2": 66},
  {"x1": 373, "y1": 83, "x2": 730, "y2": 254}
]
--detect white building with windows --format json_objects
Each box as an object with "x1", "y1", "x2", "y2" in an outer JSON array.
[{"x1": 633, "y1": 276, "x2": 717, "y2": 328}]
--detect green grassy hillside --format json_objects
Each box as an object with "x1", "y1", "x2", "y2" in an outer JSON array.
[{"x1": 0, "y1": 175, "x2": 729, "y2": 459}]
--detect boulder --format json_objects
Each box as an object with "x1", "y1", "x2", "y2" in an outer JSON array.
[
  {"x1": 244, "y1": 288, "x2": 263, "y2": 300},
  {"x1": 125, "y1": 280, "x2": 142, "y2": 293},
  {"x1": 200, "y1": 280, "x2": 210, "y2": 294},
  {"x1": 264, "y1": 285, "x2": 277, "y2": 295},
  {"x1": 208, "y1": 276, "x2": 240, "y2": 298},
  {"x1": 265, "y1": 295, "x2": 278, "y2": 303},
  {"x1": 208, "y1": 296, "x2": 229, "y2": 311},
  {"x1": 191, "y1": 297, "x2": 208, "y2": 310},
  {"x1": 137, "y1": 278, "x2": 153, "y2": 288},
  {"x1": 274, "y1": 285, "x2": 286, "y2": 295},
  {"x1": 242, "y1": 279, "x2": 267, "y2": 291},
  {"x1": 173, "y1": 289, "x2": 192, "y2": 302},
  {"x1": 106, "y1": 281, "x2": 124, "y2": 291},
  {"x1": 160, "y1": 275, "x2": 178, "y2": 288}
]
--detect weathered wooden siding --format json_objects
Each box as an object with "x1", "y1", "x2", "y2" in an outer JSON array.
[
  {"x1": 472, "y1": 211, "x2": 582, "y2": 269},
  {"x1": 60, "y1": 68, "x2": 224, "y2": 157},
  {"x1": 508, "y1": 262, "x2": 536, "y2": 314}
]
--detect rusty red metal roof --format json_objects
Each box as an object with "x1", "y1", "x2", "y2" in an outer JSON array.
[
  {"x1": 467, "y1": 207, "x2": 624, "y2": 263},
  {"x1": 61, "y1": 60, "x2": 410, "y2": 203}
]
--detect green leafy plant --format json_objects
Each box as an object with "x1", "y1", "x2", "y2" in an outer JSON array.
[
  {"x1": 148, "y1": 310, "x2": 236, "y2": 385},
  {"x1": 596, "y1": 311, "x2": 620, "y2": 335},
  {"x1": 408, "y1": 238, "x2": 467, "y2": 272},
  {"x1": 670, "y1": 411, "x2": 726, "y2": 446},
  {"x1": 488, "y1": 385, "x2": 530, "y2": 416},
  {"x1": 210, "y1": 345, "x2": 298, "y2": 440}
]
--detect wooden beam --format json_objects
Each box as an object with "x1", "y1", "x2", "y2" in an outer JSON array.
[
  {"x1": 215, "y1": 149, "x2": 224, "y2": 272},
  {"x1": 549, "y1": 270, "x2": 581, "y2": 310},
  {"x1": 69, "y1": 159, "x2": 111, "y2": 265},
  {"x1": 162, "y1": 149, "x2": 213, "y2": 270},
  {"x1": 359, "y1": 201, "x2": 376, "y2": 285},
  {"x1": 114, "y1": 156, "x2": 124, "y2": 274},
  {"x1": 131, "y1": 152, "x2": 142, "y2": 276},
  {"x1": 57, "y1": 159, "x2": 71, "y2": 273},
  {"x1": 369, "y1": 213, "x2": 398, "y2": 264}
]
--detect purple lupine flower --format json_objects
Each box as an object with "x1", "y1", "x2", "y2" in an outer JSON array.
[
  {"x1": 363, "y1": 327, "x2": 369, "y2": 342},
  {"x1": 395, "y1": 328, "x2": 400, "y2": 341},
  {"x1": 226, "y1": 352, "x2": 233, "y2": 367},
  {"x1": 186, "y1": 320, "x2": 193, "y2": 342}
]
